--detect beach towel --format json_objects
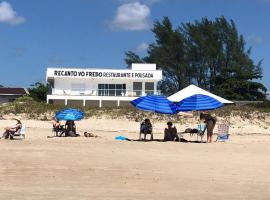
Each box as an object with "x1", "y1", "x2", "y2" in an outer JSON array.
[{"x1": 115, "y1": 136, "x2": 128, "y2": 141}]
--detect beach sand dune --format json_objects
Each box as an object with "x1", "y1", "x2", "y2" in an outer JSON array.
[{"x1": 0, "y1": 119, "x2": 270, "y2": 200}]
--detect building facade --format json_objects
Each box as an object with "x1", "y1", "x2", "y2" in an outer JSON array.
[
  {"x1": 0, "y1": 87, "x2": 29, "y2": 104},
  {"x1": 46, "y1": 63, "x2": 162, "y2": 107}
]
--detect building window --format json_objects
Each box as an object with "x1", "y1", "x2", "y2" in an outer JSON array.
[
  {"x1": 145, "y1": 82, "x2": 154, "y2": 95},
  {"x1": 98, "y1": 84, "x2": 126, "y2": 96},
  {"x1": 133, "y1": 82, "x2": 142, "y2": 96}
]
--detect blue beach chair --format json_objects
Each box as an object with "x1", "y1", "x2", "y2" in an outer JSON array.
[
  {"x1": 197, "y1": 123, "x2": 206, "y2": 142},
  {"x1": 216, "y1": 124, "x2": 230, "y2": 142}
]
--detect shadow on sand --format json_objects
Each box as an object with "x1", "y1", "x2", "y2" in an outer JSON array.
[{"x1": 127, "y1": 138, "x2": 207, "y2": 143}]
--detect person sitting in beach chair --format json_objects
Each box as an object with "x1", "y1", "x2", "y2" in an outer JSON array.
[
  {"x1": 164, "y1": 121, "x2": 179, "y2": 142},
  {"x1": 216, "y1": 124, "x2": 230, "y2": 142},
  {"x1": 52, "y1": 118, "x2": 65, "y2": 137},
  {"x1": 139, "y1": 118, "x2": 153, "y2": 141},
  {"x1": 1, "y1": 119, "x2": 22, "y2": 139},
  {"x1": 10, "y1": 124, "x2": 26, "y2": 140},
  {"x1": 65, "y1": 120, "x2": 79, "y2": 137}
]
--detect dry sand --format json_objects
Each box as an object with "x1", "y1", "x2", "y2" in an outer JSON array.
[{"x1": 0, "y1": 118, "x2": 270, "y2": 200}]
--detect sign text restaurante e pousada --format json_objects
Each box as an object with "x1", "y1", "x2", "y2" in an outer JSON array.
[{"x1": 53, "y1": 69, "x2": 155, "y2": 79}]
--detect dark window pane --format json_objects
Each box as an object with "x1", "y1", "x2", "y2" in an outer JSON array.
[
  {"x1": 116, "y1": 84, "x2": 122, "y2": 89},
  {"x1": 133, "y1": 82, "x2": 142, "y2": 90},
  {"x1": 109, "y1": 90, "x2": 115, "y2": 96},
  {"x1": 109, "y1": 84, "x2": 115, "y2": 89},
  {"x1": 116, "y1": 90, "x2": 122, "y2": 96},
  {"x1": 145, "y1": 82, "x2": 154, "y2": 90}
]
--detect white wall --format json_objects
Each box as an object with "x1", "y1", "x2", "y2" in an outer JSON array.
[
  {"x1": 54, "y1": 78, "x2": 135, "y2": 91},
  {"x1": 131, "y1": 63, "x2": 156, "y2": 70},
  {"x1": 0, "y1": 95, "x2": 18, "y2": 104}
]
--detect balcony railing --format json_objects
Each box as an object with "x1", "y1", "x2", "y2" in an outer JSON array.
[{"x1": 49, "y1": 88, "x2": 160, "y2": 97}]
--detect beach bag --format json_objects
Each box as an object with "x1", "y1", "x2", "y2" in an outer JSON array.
[
  {"x1": 84, "y1": 132, "x2": 96, "y2": 137},
  {"x1": 67, "y1": 131, "x2": 78, "y2": 137},
  {"x1": 184, "y1": 128, "x2": 198, "y2": 133}
]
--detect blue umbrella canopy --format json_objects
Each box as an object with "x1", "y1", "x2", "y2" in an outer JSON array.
[
  {"x1": 55, "y1": 108, "x2": 84, "y2": 121},
  {"x1": 130, "y1": 95, "x2": 177, "y2": 114},
  {"x1": 176, "y1": 94, "x2": 224, "y2": 111}
]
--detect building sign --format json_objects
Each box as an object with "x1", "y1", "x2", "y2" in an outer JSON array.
[{"x1": 49, "y1": 69, "x2": 159, "y2": 79}]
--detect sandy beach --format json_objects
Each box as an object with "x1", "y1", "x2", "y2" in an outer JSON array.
[{"x1": 1, "y1": 118, "x2": 270, "y2": 200}]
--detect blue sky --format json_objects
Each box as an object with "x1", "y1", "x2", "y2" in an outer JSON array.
[{"x1": 0, "y1": 0, "x2": 269, "y2": 94}]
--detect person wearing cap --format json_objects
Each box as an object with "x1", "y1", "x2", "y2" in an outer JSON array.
[{"x1": 164, "y1": 121, "x2": 179, "y2": 141}]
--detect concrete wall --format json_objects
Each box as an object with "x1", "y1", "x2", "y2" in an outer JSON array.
[
  {"x1": 0, "y1": 95, "x2": 20, "y2": 104},
  {"x1": 85, "y1": 100, "x2": 99, "y2": 107},
  {"x1": 102, "y1": 100, "x2": 118, "y2": 107},
  {"x1": 52, "y1": 99, "x2": 65, "y2": 105},
  {"x1": 119, "y1": 101, "x2": 132, "y2": 107},
  {"x1": 67, "y1": 100, "x2": 84, "y2": 107},
  {"x1": 49, "y1": 98, "x2": 134, "y2": 108}
]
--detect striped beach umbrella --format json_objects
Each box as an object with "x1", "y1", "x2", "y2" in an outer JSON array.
[
  {"x1": 130, "y1": 95, "x2": 177, "y2": 114},
  {"x1": 55, "y1": 108, "x2": 84, "y2": 121},
  {"x1": 176, "y1": 94, "x2": 224, "y2": 111}
]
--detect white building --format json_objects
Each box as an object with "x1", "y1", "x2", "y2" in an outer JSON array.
[{"x1": 46, "y1": 63, "x2": 162, "y2": 107}]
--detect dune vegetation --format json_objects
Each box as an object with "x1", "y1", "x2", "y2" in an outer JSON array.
[{"x1": 0, "y1": 96, "x2": 269, "y2": 125}]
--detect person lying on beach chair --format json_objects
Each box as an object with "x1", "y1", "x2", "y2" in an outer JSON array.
[
  {"x1": 1, "y1": 119, "x2": 22, "y2": 140},
  {"x1": 139, "y1": 118, "x2": 153, "y2": 141}
]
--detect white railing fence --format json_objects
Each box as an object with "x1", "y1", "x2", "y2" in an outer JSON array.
[{"x1": 50, "y1": 88, "x2": 160, "y2": 97}]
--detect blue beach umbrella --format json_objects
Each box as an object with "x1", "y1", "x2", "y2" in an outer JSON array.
[
  {"x1": 176, "y1": 94, "x2": 224, "y2": 111},
  {"x1": 130, "y1": 95, "x2": 177, "y2": 114},
  {"x1": 55, "y1": 108, "x2": 84, "y2": 121}
]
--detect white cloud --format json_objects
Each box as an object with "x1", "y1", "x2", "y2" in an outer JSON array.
[
  {"x1": 247, "y1": 34, "x2": 263, "y2": 45},
  {"x1": 0, "y1": 1, "x2": 26, "y2": 25},
  {"x1": 111, "y1": 2, "x2": 150, "y2": 31},
  {"x1": 134, "y1": 42, "x2": 149, "y2": 53}
]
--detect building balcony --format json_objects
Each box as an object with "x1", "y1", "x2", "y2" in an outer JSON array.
[{"x1": 49, "y1": 88, "x2": 160, "y2": 97}]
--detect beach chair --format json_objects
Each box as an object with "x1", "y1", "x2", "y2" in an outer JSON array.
[
  {"x1": 52, "y1": 125, "x2": 65, "y2": 137},
  {"x1": 196, "y1": 123, "x2": 206, "y2": 142},
  {"x1": 10, "y1": 124, "x2": 26, "y2": 139},
  {"x1": 216, "y1": 124, "x2": 230, "y2": 142},
  {"x1": 139, "y1": 122, "x2": 153, "y2": 141}
]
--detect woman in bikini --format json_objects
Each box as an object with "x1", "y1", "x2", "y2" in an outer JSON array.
[{"x1": 200, "y1": 112, "x2": 217, "y2": 143}]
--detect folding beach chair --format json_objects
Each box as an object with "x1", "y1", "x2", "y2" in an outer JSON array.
[
  {"x1": 216, "y1": 124, "x2": 230, "y2": 142},
  {"x1": 139, "y1": 121, "x2": 153, "y2": 141},
  {"x1": 52, "y1": 125, "x2": 65, "y2": 137},
  {"x1": 10, "y1": 124, "x2": 26, "y2": 139},
  {"x1": 196, "y1": 123, "x2": 206, "y2": 142}
]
